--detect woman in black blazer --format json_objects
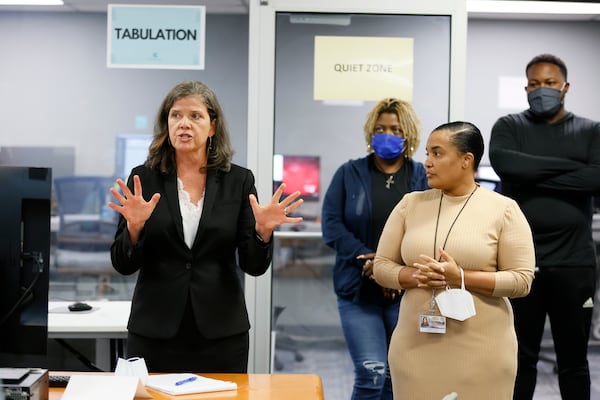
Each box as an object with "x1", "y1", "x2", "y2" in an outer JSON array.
[{"x1": 108, "y1": 80, "x2": 303, "y2": 373}]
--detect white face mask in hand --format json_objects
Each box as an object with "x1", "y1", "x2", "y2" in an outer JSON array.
[{"x1": 435, "y1": 267, "x2": 476, "y2": 321}]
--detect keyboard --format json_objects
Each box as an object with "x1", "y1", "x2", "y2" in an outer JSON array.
[{"x1": 48, "y1": 375, "x2": 70, "y2": 388}]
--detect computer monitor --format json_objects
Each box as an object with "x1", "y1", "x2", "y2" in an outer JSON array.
[
  {"x1": 475, "y1": 164, "x2": 501, "y2": 193},
  {"x1": 114, "y1": 133, "x2": 153, "y2": 180},
  {"x1": 273, "y1": 154, "x2": 320, "y2": 201},
  {"x1": 0, "y1": 166, "x2": 52, "y2": 367}
]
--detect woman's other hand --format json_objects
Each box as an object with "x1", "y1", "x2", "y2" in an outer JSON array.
[
  {"x1": 357, "y1": 253, "x2": 376, "y2": 279},
  {"x1": 108, "y1": 175, "x2": 161, "y2": 244},
  {"x1": 361, "y1": 253, "x2": 400, "y2": 298},
  {"x1": 250, "y1": 182, "x2": 304, "y2": 242},
  {"x1": 412, "y1": 248, "x2": 461, "y2": 288},
  {"x1": 412, "y1": 253, "x2": 448, "y2": 289}
]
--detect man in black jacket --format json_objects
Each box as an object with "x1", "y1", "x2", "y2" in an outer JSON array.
[{"x1": 490, "y1": 53, "x2": 600, "y2": 400}]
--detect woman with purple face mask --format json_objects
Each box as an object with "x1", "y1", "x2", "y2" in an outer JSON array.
[{"x1": 321, "y1": 98, "x2": 428, "y2": 400}]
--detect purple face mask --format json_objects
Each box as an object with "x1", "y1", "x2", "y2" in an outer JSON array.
[{"x1": 371, "y1": 133, "x2": 405, "y2": 160}]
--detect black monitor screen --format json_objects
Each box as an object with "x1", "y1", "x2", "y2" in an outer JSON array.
[
  {"x1": 0, "y1": 166, "x2": 51, "y2": 367},
  {"x1": 273, "y1": 154, "x2": 320, "y2": 201},
  {"x1": 476, "y1": 165, "x2": 501, "y2": 193}
]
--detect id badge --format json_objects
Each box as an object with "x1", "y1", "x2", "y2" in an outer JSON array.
[{"x1": 419, "y1": 314, "x2": 446, "y2": 334}]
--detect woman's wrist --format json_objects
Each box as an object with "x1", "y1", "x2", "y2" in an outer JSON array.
[
  {"x1": 452, "y1": 266, "x2": 464, "y2": 288},
  {"x1": 127, "y1": 222, "x2": 144, "y2": 245},
  {"x1": 254, "y1": 225, "x2": 272, "y2": 243},
  {"x1": 399, "y1": 266, "x2": 418, "y2": 289}
]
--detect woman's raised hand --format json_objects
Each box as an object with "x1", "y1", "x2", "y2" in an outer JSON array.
[
  {"x1": 249, "y1": 183, "x2": 303, "y2": 242},
  {"x1": 108, "y1": 175, "x2": 161, "y2": 242}
]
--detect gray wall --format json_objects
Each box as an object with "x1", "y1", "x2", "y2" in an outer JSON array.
[
  {"x1": 465, "y1": 18, "x2": 600, "y2": 164},
  {"x1": 0, "y1": 11, "x2": 248, "y2": 176},
  {"x1": 1, "y1": 11, "x2": 600, "y2": 183}
]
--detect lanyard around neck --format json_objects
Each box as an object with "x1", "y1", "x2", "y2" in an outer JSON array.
[{"x1": 432, "y1": 186, "x2": 478, "y2": 261}]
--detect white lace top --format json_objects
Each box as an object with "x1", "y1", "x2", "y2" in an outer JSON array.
[{"x1": 177, "y1": 177, "x2": 204, "y2": 249}]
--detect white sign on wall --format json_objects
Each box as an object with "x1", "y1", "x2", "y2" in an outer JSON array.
[
  {"x1": 314, "y1": 36, "x2": 414, "y2": 101},
  {"x1": 107, "y1": 4, "x2": 206, "y2": 70}
]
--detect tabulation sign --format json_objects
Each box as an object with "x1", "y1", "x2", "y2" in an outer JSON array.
[{"x1": 107, "y1": 4, "x2": 206, "y2": 70}]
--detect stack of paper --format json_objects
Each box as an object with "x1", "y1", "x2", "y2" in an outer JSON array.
[
  {"x1": 146, "y1": 373, "x2": 237, "y2": 396},
  {"x1": 60, "y1": 375, "x2": 151, "y2": 400}
]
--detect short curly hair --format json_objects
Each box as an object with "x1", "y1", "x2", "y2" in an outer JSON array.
[
  {"x1": 363, "y1": 98, "x2": 421, "y2": 159},
  {"x1": 526, "y1": 53, "x2": 567, "y2": 80}
]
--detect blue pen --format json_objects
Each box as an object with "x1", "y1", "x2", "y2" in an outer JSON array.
[{"x1": 175, "y1": 376, "x2": 198, "y2": 386}]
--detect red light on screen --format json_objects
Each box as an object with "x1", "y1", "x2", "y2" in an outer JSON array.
[{"x1": 274, "y1": 155, "x2": 320, "y2": 200}]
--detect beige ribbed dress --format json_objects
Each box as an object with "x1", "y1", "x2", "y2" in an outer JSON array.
[{"x1": 373, "y1": 187, "x2": 535, "y2": 400}]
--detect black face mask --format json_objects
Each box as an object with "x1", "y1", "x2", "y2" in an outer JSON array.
[{"x1": 527, "y1": 85, "x2": 564, "y2": 118}]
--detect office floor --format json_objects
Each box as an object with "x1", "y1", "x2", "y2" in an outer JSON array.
[{"x1": 275, "y1": 340, "x2": 600, "y2": 400}]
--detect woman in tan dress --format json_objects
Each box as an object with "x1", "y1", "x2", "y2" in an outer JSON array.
[{"x1": 373, "y1": 121, "x2": 535, "y2": 400}]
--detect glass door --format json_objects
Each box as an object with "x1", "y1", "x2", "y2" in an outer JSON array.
[{"x1": 245, "y1": 3, "x2": 467, "y2": 390}]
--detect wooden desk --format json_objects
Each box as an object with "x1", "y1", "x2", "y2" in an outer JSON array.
[{"x1": 48, "y1": 373, "x2": 324, "y2": 400}]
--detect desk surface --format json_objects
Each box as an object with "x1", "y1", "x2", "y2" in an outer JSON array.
[
  {"x1": 48, "y1": 301, "x2": 130, "y2": 339},
  {"x1": 48, "y1": 373, "x2": 324, "y2": 400}
]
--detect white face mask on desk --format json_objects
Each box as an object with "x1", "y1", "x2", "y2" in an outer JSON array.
[{"x1": 435, "y1": 268, "x2": 476, "y2": 321}]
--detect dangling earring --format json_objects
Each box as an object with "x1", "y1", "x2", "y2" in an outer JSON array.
[{"x1": 207, "y1": 136, "x2": 213, "y2": 153}]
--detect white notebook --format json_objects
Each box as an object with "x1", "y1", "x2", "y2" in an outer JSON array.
[{"x1": 146, "y1": 373, "x2": 237, "y2": 396}]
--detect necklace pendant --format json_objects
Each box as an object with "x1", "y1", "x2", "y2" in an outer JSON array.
[{"x1": 385, "y1": 175, "x2": 394, "y2": 189}]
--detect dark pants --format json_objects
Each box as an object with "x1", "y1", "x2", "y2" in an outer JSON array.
[
  {"x1": 511, "y1": 266, "x2": 596, "y2": 400},
  {"x1": 127, "y1": 301, "x2": 249, "y2": 373}
]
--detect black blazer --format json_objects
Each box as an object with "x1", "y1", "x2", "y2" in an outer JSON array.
[{"x1": 111, "y1": 164, "x2": 273, "y2": 339}]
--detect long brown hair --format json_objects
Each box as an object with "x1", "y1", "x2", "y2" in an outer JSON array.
[{"x1": 145, "y1": 80, "x2": 234, "y2": 174}]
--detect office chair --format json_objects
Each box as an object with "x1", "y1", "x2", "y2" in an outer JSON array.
[
  {"x1": 272, "y1": 305, "x2": 304, "y2": 371},
  {"x1": 53, "y1": 176, "x2": 118, "y2": 296}
]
